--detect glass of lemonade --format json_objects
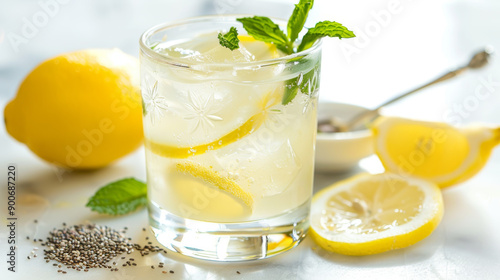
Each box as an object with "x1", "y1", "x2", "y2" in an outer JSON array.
[{"x1": 139, "y1": 15, "x2": 321, "y2": 261}]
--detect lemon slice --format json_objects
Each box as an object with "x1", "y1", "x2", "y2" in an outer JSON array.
[
  {"x1": 145, "y1": 113, "x2": 265, "y2": 158},
  {"x1": 372, "y1": 116, "x2": 500, "y2": 188},
  {"x1": 238, "y1": 35, "x2": 281, "y2": 60},
  {"x1": 145, "y1": 89, "x2": 281, "y2": 159},
  {"x1": 175, "y1": 162, "x2": 253, "y2": 209},
  {"x1": 310, "y1": 173, "x2": 443, "y2": 256}
]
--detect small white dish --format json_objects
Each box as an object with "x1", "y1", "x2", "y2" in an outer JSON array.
[{"x1": 315, "y1": 102, "x2": 374, "y2": 173}]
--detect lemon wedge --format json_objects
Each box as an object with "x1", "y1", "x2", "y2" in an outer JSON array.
[
  {"x1": 145, "y1": 113, "x2": 265, "y2": 158},
  {"x1": 372, "y1": 116, "x2": 500, "y2": 188},
  {"x1": 145, "y1": 89, "x2": 281, "y2": 159},
  {"x1": 238, "y1": 35, "x2": 281, "y2": 60},
  {"x1": 168, "y1": 162, "x2": 253, "y2": 222},
  {"x1": 176, "y1": 162, "x2": 253, "y2": 208},
  {"x1": 310, "y1": 173, "x2": 443, "y2": 256}
]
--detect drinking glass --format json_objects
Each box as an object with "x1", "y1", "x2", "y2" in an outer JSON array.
[{"x1": 140, "y1": 15, "x2": 322, "y2": 261}]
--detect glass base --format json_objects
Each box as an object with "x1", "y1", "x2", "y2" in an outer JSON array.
[{"x1": 148, "y1": 201, "x2": 310, "y2": 261}]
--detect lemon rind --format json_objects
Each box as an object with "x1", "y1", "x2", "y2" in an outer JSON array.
[
  {"x1": 373, "y1": 116, "x2": 499, "y2": 188},
  {"x1": 175, "y1": 162, "x2": 254, "y2": 209},
  {"x1": 310, "y1": 173, "x2": 444, "y2": 255}
]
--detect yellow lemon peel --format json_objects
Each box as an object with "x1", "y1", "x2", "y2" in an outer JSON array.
[
  {"x1": 372, "y1": 116, "x2": 500, "y2": 188},
  {"x1": 175, "y1": 162, "x2": 253, "y2": 209},
  {"x1": 310, "y1": 173, "x2": 443, "y2": 256}
]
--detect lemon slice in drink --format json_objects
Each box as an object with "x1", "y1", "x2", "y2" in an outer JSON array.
[
  {"x1": 168, "y1": 162, "x2": 253, "y2": 222},
  {"x1": 238, "y1": 35, "x2": 281, "y2": 60},
  {"x1": 157, "y1": 33, "x2": 281, "y2": 63},
  {"x1": 145, "y1": 89, "x2": 281, "y2": 158},
  {"x1": 372, "y1": 116, "x2": 500, "y2": 188},
  {"x1": 310, "y1": 173, "x2": 443, "y2": 256}
]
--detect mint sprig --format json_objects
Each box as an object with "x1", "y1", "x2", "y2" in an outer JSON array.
[
  {"x1": 218, "y1": 27, "x2": 240, "y2": 51},
  {"x1": 287, "y1": 0, "x2": 314, "y2": 44},
  {"x1": 236, "y1": 16, "x2": 290, "y2": 52},
  {"x1": 219, "y1": 0, "x2": 354, "y2": 55},
  {"x1": 86, "y1": 178, "x2": 147, "y2": 215},
  {"x1": 297, "y1": 20, "x2": 356, "y2": 52},
  {"x1": 218, "y1": 0, "x2": 355, "y2": 105}
]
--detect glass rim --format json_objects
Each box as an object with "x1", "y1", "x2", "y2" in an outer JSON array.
[{"x1": 139, "y1": 14, "x2": 322, "y2": 69}]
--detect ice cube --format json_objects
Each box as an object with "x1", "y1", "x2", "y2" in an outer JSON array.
[{"x1": 215, "y1": 133, "x2": 302, "y2": 197}]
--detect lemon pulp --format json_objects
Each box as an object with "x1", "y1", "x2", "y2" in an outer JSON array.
[
  {"x1": 373, "y1": 116, "x2": 500, "y2": 187},
  {"x1": 166, "y1": 162, "x2": 253, "y2": 222},
  {"x1": 145, "y1": 89, "x2": 281, "y2": 159},
  {"x1": 310, "y1": 173, "x2": 443, "y2": 256}
]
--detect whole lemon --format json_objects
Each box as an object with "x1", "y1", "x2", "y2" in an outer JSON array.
[{"x1": 4, "y1": 49, "x2": 143, "y2": 169}]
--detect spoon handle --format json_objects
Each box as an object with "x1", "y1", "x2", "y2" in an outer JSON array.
[
  {"x1": 344, "y1": 66, "x2": 468, "y2": 130},
  {"x1": 375, "y1": 66, "x2": 468, "y2": 110}
]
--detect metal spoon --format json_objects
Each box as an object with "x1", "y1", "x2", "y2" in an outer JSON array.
[{"x1": 318, "y1": 47, "x2": 493, "y2": 133}]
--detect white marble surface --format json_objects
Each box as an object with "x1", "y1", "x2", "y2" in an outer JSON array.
[{"x1": 1, "y1": 0, "x2": 500, "y2": 279}]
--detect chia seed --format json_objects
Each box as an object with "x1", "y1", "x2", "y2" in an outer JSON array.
[
  {"x1": 43, "y1": 224, "x2": 135, "y2": 270},
  {"x1": 39, "y1": 223, "x2": 165, "y2": 272}
]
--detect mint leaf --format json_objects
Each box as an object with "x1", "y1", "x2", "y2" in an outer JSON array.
[
  {"x1": 298, "y1": 20, "x2": 355, "y2": 52},
  {"x1": 237, "y1": 16, "x2": 290, "y2": 53},
  {"x1": 287, "y1": 0, "x2": 314, "y2": 45},
  {"x1": 282, "y1": 64, "x2": 319, "y2": 105},
  {"x1": 86, "y1": 178, "x2": 147, "y2": 215},
  {"x1": 218, "y1": 27, "x2": 240, "y2": 50},
  {"x1": 282, "y1": 79, "x2": 299, "y2": 105},
  {"x1": 299, "y1": 64, "x2": 320, "y2": 94}
]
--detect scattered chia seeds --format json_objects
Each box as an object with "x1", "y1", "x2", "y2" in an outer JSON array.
[{"x1": 40, "y1": 223, "x2": 165, "y2": 273}]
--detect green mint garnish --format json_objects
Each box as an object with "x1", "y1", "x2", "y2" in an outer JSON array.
[
  {"x1": 217, "y1": 0, "x2": 355, "y2": 105},
  {"x1": 219, "y1": 0, "x2": 354, "y2": 55},
  {"x1": 282, "y1": 65, "x2": 320, "y2": 105},
  {"x1": 150, "y1": 42, "x2": 160, "y2": 50},
  {"x1": 297, "y1": 20, "x2": 356, "y2": 52},
  {"x1": 236, "y1": 16, "x2": 290, "y2": 52},
  {"x1": 282, "y1": 81, "x2": 299, "y2": 105},
  {"x1": 86, "y1": 178, "x2": 147, "y2": 215},
  {"x1": 287, "y1": 0, "x2": 314, "y2": 45},
  {"x1": 218, "y1": 27, "x2": 240, "y2": 51}
]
